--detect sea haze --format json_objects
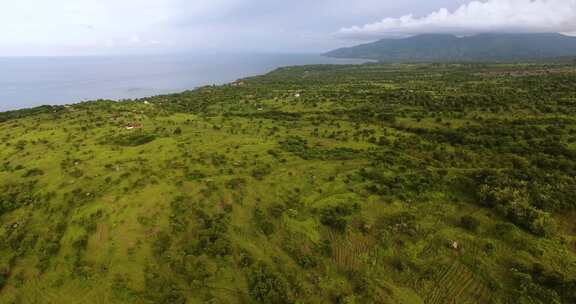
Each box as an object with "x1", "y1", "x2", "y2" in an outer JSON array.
[{"x1": 0, "y1": 54, "x2": 366, "y2": 112}]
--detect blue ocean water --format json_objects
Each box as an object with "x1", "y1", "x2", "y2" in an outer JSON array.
[{"x1": 0, "y1": 53, "x2": 366, "y2": 112}]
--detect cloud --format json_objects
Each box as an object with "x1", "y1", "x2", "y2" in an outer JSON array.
[
  {"x1": 0, "y1": 0, "x2": 473, "y2": 55},
  {"x1": 337, "y1": 0, "x2": 576, "y2": 40}
]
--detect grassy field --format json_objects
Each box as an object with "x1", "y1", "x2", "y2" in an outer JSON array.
[{"x1": 0, "y1": 63, "x2": 575, "y2": 303}]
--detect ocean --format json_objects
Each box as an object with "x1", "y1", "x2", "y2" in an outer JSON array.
[{"x1": 0, "y1": 53, "x2": 366, "y2": 112}]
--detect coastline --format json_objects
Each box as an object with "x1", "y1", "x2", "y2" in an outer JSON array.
[{"x1": 0, "y1": 54, "x2": 370, "y2": 113}]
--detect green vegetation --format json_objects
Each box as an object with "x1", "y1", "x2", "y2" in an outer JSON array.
[{"x1": 0, "y1": 63, "x2": 576, "y2": 303}]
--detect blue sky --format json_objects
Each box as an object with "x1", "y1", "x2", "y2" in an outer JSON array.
[{"x1": 1, "y1": 0, "x2": 574, "y2": 56}]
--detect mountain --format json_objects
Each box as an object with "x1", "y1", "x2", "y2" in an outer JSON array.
[{"x1": 325, "y1": 33, "x2": 576, "y2": 62}]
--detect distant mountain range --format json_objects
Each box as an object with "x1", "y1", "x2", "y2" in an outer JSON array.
[{"x1": 325, "y1": 33, "x2": 576, "y2": 62}]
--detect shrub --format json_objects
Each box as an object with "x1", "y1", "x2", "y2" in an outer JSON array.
[
  {"x1": 317, "y1": 240, "x2": 333, "y2": 257},
  {"x1": 252, "y1": 164, "x2": 272, "y2": 180},
  {"x1": 376, "y1": 212, "x2": 420, "y2": 237},
  {"x1": 22, "y1": 168, "x2": 44, "y2": 178},
  {"x1": 295, "y1": 254, "x2": 318, "y2": 269},
  {"x1": 72, "y1": 235, "x2": 88, "y2": 251},
  {"x1": 0, "y1": 272, "x2": 7, "y2": 290},
  {"x1": 259, "y1": 221, "x2": 276, "y2": 236},
  {"x1": 268, "y1": 204, "x2": 286, "y2": 218},
  {"x1": 186, "y1": 170, "x2": 206, "y2": 181},
  {"x1": 279, "y1": 136, "x2": 360, "y2": 160},
  {"x1": 152, "y1": 232, "x2": 172, "y2": 258},
  {"x1": 254, "y1": 208, "x2": 275, "y2": 236},
  {"x1": 460, "y1": 215, "x2": 480, "y2": 232},
  {"x1": 238, "y1": 250, "x2": 255, "y2": 268},
  {"x1": 226, "y1": 177, "x2": 246, "y2": 190},
  {"x1": 180, "y1": 210, "x2": 232, "y2": 257},
  {"x1": 109, "y1": 133, "x2": 157, "y2": 146},
  {"x1": 320, "y1": 213, "x2": 348, "y2": 233},
  {"x1": 320, "y1": 203, "x2": 359, "y2": 233}
]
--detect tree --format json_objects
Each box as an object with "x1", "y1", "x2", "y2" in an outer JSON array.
[{"x1": 247, "y1": 263, "x2": 289, "y2": 304}]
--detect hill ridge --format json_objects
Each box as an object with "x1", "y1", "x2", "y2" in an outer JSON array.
[{"x1": 325, "y1": 33, "x2": 576, "y2": 62}]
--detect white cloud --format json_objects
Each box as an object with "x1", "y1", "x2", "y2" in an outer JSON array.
[{"x1": 338, "y1": 0, "x2": 576, "y2": 40}]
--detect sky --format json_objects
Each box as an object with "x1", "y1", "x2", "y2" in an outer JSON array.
[{"x1": 1, "y1": 0, "x2": 575, "y2": 56}]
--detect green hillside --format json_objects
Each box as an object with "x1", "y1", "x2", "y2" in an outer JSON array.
[
  {"x1": 1, "y1": 63, "x2": 576, "y2": 303},
  {"x1": 325, "y1": 33, "x2": 576, "y2": 62}
]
